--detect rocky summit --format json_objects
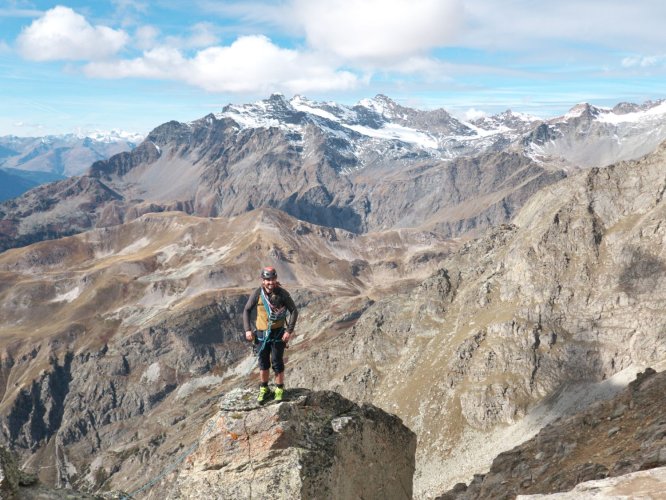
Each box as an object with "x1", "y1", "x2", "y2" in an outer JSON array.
[{"x1": 156, "y1": 389, "x2": 415, "y2": 500}]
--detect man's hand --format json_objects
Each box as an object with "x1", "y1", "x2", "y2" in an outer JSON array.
[
  {"x1": 245, "y1": 330, "x2": 254, "y2": 341},
  {"x1": 282, "y1": 331, "x2": 292, "y2": 343}
]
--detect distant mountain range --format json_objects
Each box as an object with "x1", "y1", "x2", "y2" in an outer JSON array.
[
  {"x1": 1, "y1": 94, "x2": 665, "y2": 252},
  {"x1": 0, "y1": 131, "x2": 142, "y2": 201}
]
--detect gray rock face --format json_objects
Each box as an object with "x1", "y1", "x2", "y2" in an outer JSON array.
[
  {"x1": 3, "y1": 95, "x2": 666, "y2": 253},
  {"x1": 437, "y1": 368, "x2": 666, "y2": 499},
  {"x1": 0, "y1": 207, "x2": 441, "y2": 495},
  {"x1": 284, "y1": 140, "x2": 666, "y2": 495},
  {"x1": 151, "y1": 388, "x2": 416, "y2": 500},
  {"x1": 1, "y1": 101, "x2": 666, "y2": 499},
  {"x1": 0, "y1": 445, "x2": 20, "y2": 498}
]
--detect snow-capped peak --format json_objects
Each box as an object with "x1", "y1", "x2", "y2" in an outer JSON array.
[
  {"x1": 357, "y1": 94, "x2": 399, "y2": 117},
  {"x1": 73, "y1": 129, "x2": 144, "y2": 143},
  {"x1": 597, "y1": 99, "x2": 666, "y2": 125},
  {"x1": 563, "y1": 102, "x2": 601, "y2": 120}
]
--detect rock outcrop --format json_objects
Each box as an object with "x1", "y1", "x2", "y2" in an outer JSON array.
[
  {"x1": 0, "y1": 445, "x2": 20, "y2": 498},
  {"x1": 144, "y1": 388, "x2": 416, "y2": 499},
  {"x1": 516, "y1": 466, "x2": 666, "y2": 499},
  {"x1": 437, "y1": 368, "x2": 666, "y2": 499}
]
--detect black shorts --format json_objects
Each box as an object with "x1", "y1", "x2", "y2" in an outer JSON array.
[{"x1": 257, "y1": 332, "x2": 286, "y2": 373}]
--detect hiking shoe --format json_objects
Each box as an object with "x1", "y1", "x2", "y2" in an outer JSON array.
[
  {"x1": 274, "y1": 387, "x2": 284, "y2": 402},
  {"x1": 257, "y1": 386, "x2": 271, "y2": 404}
]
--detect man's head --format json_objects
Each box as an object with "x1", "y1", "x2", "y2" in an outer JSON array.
[{"x1": 261, "y1": 266, "x2": 277, "y2": 292}]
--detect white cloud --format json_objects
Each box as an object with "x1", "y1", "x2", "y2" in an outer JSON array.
[
  {"x1": 134, "y1": 25, "x2": 160, "y2": 50},
  {"x1": 111, "y1": 0, "x2": 148, "y2": 15},
  {"x1": 133, "y1": 22, "x2": 219, "y2": 52},
  {"x1": 85, "y1": 47, "x2": 186, "y2": 79},
  {"x1": 622, "y1": 54, "x2": 666, "y2": 68},
  {"x1": 293, "y1": 0, "x2": 463, "y2": 63},
  {"x1": 85, "y1": 35, "x2": 361, "y2": 94},
  {"x1": 185, "y1": 22, "x2": 220, "y2": 48},
  {"x1": 165, "y1": 22, "x2": 220, "y2": 49},
  {"x1": 460, "y1": 1, "x2": 666, "y2": 53},
  {"x1": 463, "y1": 108, "x2": 487, "y2": 121},
  {"x1": 111, "y1": 0, "x2": 149, "y2": 28},
  {"x1": 17, "y1": 6, "x2": 128, "y2": 61}
]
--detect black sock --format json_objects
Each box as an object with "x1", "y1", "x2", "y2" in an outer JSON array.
[
  {"x1": 261, "y1": 382, "x2": 268, "y2": 387},
  {"x1": 276, "y1": 384, "x2": 284, "y2": 389}
]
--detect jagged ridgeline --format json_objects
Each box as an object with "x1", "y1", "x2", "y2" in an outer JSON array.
[
  {"x1": 0, "y1": 95, "x2": 665, "y2": 498},
  {"x1": 3, "y1": 95, "x2": 666, "y2": 253}
]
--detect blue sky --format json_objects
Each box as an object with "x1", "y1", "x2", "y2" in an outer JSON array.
[{"x1": 1, "y1": 0, "x2": 666, "y2": 136}]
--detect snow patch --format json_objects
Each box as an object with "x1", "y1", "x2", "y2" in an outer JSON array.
[
  {"x1": 563, "y1": 103, "x2": 594, "y2": 120},
  {"x1": 76, "y1": 129, "x2": 144, "y2": 143},
  {"x1": 148, "y1": 140, "x2": 161, "y2": 154},
  {"x1": 460, "y1": 121, "x2": 510, "y2": 137},
  {"x1": 346, "y1": 122, "x2": 438, "y2": 148},
  {"x1": 51, "y1": 286, "x2": 81, "y2": 303},
  {"x1": 141, "y1": 362, "x2": 161, "y2": 383},
  {"x1": 598, "y1": 100, "x2": 666, "y2": 124},
  {"x1": 291, "y1": 97, "x2": 340, "y2": 122}
]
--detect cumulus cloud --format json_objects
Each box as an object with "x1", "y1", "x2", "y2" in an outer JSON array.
[
  {"x1": 85, "y1": 47, "x2": 186, "y2": 79},
  {"x1": 17, "y1": 6, "x2": 128, "y2": 61},
  {"x1": 85, "y1": 35, "x2": 360, "y2": 94},
  {"x1": 293, "y1": 0, "x2": 463, "y2": 63},
  {"x1": 13, "y1": 2, "x2": 463, "y2": 96}
]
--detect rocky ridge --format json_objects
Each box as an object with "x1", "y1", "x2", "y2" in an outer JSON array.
[
  {"x1": 524, "y1": 100, "x2": 666, "y2": 169},
  {"x1": 282, "y1": 140, "x2": 666, "y2": 495},
  {"x1": 2, "y1": 387, "x2": 415, "y2": 499},
  {"x1": 3, "y1": 95, "x2": 666, "y2": 253},
  {"x1": 438, "y1": 368, "x2": 666, "y2": 499},
  {"x1": 0, "y1": 94, "x2": 566, "y2": 251},
  {"x1": 518, "y1": 466, "x2": 666, "y2": 499}
]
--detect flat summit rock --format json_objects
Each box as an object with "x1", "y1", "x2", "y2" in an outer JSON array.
[{"x1": 160, "y1": 388, "x2": 416, "y2": 499}]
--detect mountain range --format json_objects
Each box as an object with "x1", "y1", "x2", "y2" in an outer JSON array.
[
  {"x1": 0, "y1": 94, "x2": 665, "y2": 498},
  {"x1": 0, "y1": 132, "x2": 142, "y2": 202},
  {"x1": 3, "y1": 94, "x2": 666, "y2": 254}
]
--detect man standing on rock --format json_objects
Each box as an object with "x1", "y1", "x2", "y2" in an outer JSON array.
[{"x1": 243, "y1": 266, "x2": 298, "y2": 403}]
